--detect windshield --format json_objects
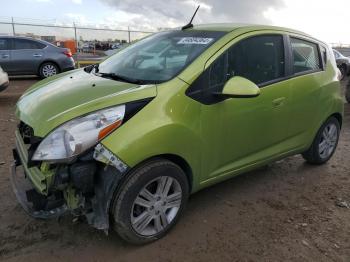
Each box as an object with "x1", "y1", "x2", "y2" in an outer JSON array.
[{"x1": 97, "y1": 30, "x2": 226, "y2": 84}]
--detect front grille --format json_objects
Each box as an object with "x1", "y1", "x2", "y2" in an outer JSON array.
[
  {"x1": 18, "y1": 122, "x2": 34, "y2": 144},
  {"x1": 17, "y1": 122, "x2": 42, "y2": 167}
]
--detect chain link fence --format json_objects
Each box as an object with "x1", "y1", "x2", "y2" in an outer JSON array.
[{"x1": 0, "y1": 17, "x2": 155, "y2": 66}]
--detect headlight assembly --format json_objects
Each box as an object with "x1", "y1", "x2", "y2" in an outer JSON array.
[{"x1": 32, "y1": 105, "x2": 125, "y2": 162}]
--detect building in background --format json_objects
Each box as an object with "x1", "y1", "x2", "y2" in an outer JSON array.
[{"x1": 41, "y1": 35, "x2": 56, "y2": 43}]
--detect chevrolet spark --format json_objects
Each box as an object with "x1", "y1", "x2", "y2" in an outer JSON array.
[{"x1": 12, "y1": 24, "x2": 343, "y2": 244}]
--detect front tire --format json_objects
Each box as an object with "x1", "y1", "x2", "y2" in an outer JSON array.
[
  {"x1": 39, "y1": 62, "x2": 59, "y2": 78},
  {"x1": 112, "y1": 159, "x2": 189, "y2": 244},
  {"x1": 302, "y1": 117, "x2": 340, "y2": 165}
]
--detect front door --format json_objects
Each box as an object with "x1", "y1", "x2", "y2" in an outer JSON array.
[
  {"x1": 0, "y1": 38, "x2": 11, "y2": 72},
  {"x1": 187, "y1": 34, "x2": 293, "y2": 183}
]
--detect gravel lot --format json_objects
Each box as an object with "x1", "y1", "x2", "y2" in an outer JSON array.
[{"x1": 0, "y1": 77, "x2": 350, "y2": 262}]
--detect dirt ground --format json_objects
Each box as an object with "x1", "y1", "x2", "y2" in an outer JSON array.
[{"x1": 0, "y1": 77, "x2": 350, "y2": 262}]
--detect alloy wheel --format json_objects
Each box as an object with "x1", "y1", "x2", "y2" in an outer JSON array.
[
  {"x1": 130, "y1": 176, "x2": 182, "y2": 236},
  {"x1": 42, "y1": 64, "x2": 57, "y2": 77},
  {"x1": 318, "y1": 122, "x2": 338, "y2": 159}
]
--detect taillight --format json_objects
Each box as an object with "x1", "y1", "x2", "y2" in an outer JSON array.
[{"x1": 63, "y1": 49, "x2": 72, "y2": 58}]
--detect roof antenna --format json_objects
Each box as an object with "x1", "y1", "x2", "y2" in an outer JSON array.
[{"x1": 182, "y1": 5, "x2": 200, "y2": 30}]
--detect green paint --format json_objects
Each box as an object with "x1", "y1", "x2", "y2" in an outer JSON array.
[
  {"x1": 64, "y1": 186, "x2": 79, "y2": 210},
  {"x1": 15, "y1": 24, "x2": 343, "y2": 196}
]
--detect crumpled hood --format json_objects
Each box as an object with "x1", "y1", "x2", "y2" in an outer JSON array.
[{"x1": 16, "y1": 69, "x2": 157, "y2": 137}]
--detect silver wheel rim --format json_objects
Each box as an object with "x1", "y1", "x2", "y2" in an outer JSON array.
[
  {"x1": 319, "y1": 122, "x2": 338, "y2": 159},
  {"x1": 131, "y1": 176, "x2": 182, "y2": 236},
  {"x1": 42, "y1": 64, "x2": 57, "y2": 77}
]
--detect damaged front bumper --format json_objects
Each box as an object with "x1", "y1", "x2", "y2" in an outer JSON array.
[
  {"x1": 11, "y1": 127, "x2": 129, "y2": 231},
  {"x1": 11, "y1": 153, "x2": 68, "y2": 219}
]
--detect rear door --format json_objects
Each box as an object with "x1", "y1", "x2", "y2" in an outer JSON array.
[
  {"x1": 11, "y1": 39, "x2": 46, "y2": 74},
  {"x1": 0, "y1": 38, "x2": 11, "y2": 72},
  {"x1": 286, "y1": 36, "x2": 324, "y2": 147}
]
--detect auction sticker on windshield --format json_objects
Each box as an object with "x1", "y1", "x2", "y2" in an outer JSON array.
[{"x1": 177, "y1": 37, "x2": 214, "y2": 45}]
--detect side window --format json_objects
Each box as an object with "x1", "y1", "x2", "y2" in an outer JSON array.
[
  {"x1": 320, "y1": 46, "x2": 327, "y2": 68},
  {"x1": 186, "y1": 53, "x2": 227, "y2": 105},
  {"x1": 227, "y1": 35, "x2": 285, "y2": 85},
  {"x1": 0, "y1": 39, "x2": 9, "y2": 50},
  {"x1": 14, "y1": 39, "x2": 46, "y2": 50},
  {"x1": 290, "y1": 38, "x2": 321, "y2": 74},
  {"x1": 209, "y1": 53, "x2": 227, "y2": 92}
]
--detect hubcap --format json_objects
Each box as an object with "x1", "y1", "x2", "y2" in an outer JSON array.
[
  {"x1": 42, "y1": 64, "x2": 57, "y2": 77},
  {"x1": 131, "y1": 176, "x2": 182, "y2": 236},
  {"x1": 318, "y1": 123, "x2": 338, "y2": 159}
]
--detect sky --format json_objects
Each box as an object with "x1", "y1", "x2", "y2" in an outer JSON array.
[{"x1": 0, "y1": 0, "x2": 349, "y2": 44}]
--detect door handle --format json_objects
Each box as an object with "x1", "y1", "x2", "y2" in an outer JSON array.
[
  {"x1": 1, "y1": 54, "x2": 9, "y2": 58},
  {"x1": 33, "y1": 54, "x2": 42, "y2": 57},
  {"x1": 272, "y1": 97, "x2": 286, "y2": 107}
]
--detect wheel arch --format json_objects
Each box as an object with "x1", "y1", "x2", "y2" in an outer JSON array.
[
  {"x1": 153, "y1": 154, "x2": 193, "y2": 193},
  {"x1": 107, "y1": 153, "x2": 194, "y2": 224},
  {"x1": 120, "y1": 154, "x2": 194, "y2": 194},
  {"x1": 330, "y1": 112, "x2": 343, "y2": 129}
]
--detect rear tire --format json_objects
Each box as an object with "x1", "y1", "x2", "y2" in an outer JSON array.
[
  {"x1": 339, "y1": 65, "x2": 347, "y2": 80},
  {"x1": 302, "y1": 117, "x2": 340, "y2": 165},
  {"x1": 346, "y1": 81, "x2": 350, "y2": 103},
  {"x1": 39, "y1": 62, "x2": 59, "y2": 78},
  {"x1": 112, "y1": 159, "x2": 189, "y2": 244}
]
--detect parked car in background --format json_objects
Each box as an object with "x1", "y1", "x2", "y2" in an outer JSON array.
[
  {"x1": 0, "y1": 65, "x2": 9, "y2": 91},
  {"x1": 111, "y1": 43, "x2": 121, "y2": 49},
  {"x1": 0, "y1": 36, "x2": 75, "y2": 78},
  {"x1": 333, "y1": 49, "x2": 350, "y2": 79},
  {"x1": 12, "y1": 24, "x2": 343, "y2": 244}
]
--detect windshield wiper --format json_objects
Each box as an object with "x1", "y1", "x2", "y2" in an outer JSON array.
[
  {"x1": 85, "y1": 63, "x2": 99, "y2": 73},
  {"x1": 95, "y1": 72, "x2": 145, "y2": 85}
]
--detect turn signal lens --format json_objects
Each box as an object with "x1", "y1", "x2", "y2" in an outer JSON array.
[{"x1": 98, "y1": 120, "x2": 122, "y2": 140}]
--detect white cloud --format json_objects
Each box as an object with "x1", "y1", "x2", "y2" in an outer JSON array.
[
  {"x1": 64, "y1": 13, "x2": 88, "y2": 25},
  {"x1": 71, "y1": 0, "x2": 82, "y2": 4},
  {"x1": 264, "y1": 0, "x2": 350, "y2": 44},
  {"x1": 95, "y1": 0, "x2": 349, "y2": 43},
  {"x1": 30, "y1": 0, "x2": 52, "y2": 2},
  {"x1": 99, "y1": 0, "x2": 285, "y2": 30}
]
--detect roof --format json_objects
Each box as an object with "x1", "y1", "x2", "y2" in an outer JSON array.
[
  {"x1": 184, "y1": 23, "x2": 326, "y2": 45},
  {"x1": 189, "y1": 23, "x2": 310, "y2": 37},
  {"x1": 0, "y1": 35, "x2": 57, "y2": 46}
]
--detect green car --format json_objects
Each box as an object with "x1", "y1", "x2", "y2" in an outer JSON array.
[{"x1": 12, "y1": 24, "x2": 343, "y2": 244}]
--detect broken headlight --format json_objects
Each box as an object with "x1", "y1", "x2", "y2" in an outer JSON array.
[{"x1": 32, "y1": 105, "x2": 125, "y2": 162}]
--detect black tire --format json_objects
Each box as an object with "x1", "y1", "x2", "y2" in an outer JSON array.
[
  {"x1": 39, "y1": 62, "x2": 59, "y2": 78},
  {"x1": 112, "y1": 159, "x2": 189, "y2": 244},
  {"x1": 346, "y1": 81, "x2": 350, "y2": 103},
  {"x1": 339, "y1": 65, "x2": 347, "y2": 81},
  {"x1": 302, "y1": 116, "x2": 340, "y2": 165}
]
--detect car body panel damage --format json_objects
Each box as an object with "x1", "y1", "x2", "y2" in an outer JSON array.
[{"x1": 12, "y1": 136, "x2": 128, "y2": 232}]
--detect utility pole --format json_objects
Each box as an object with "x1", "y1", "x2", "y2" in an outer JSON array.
[
  {"x1": 11, "y1": 17, "x2": 15, "y2": 36},
  {"x1": 128, "y1": 26, "x2": 131, "y2": 43},
  {"x1": 73, "y1": 22, "x2": 79, "y2": 67}
]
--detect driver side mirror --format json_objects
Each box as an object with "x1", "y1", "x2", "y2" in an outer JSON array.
[{"x1": 216, "y1": 76, "x2": 260, "y2": 98}]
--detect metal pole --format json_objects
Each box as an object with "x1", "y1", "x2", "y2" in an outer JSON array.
[
  {"x1": 73, "y1": 22, "x2": 79, "y2": 67},
  {"x1": 11, "y1": 17, "x2": 15, "y2": 36},
  {"x1": 128, "y1": 26, "x2": 131, "y2": 43}
]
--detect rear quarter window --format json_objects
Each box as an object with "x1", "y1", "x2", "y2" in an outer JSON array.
[
  {"x1": 320, "y1": 46, "x2": 327, "y2": 69},
  {"x1": 290, "y1": 37, "x2": 321, "y2": 74}
]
